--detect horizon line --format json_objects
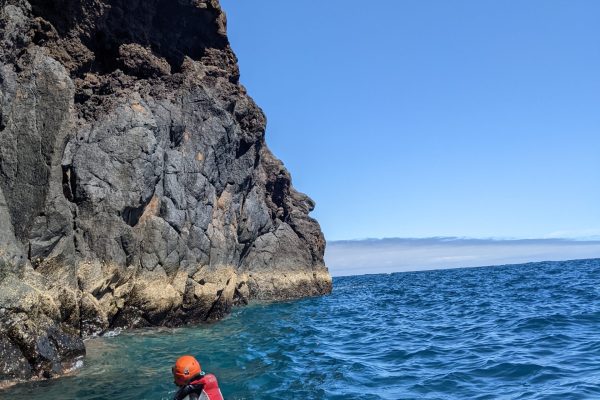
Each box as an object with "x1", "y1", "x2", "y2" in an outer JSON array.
[{"x1": 327, "y1": 236, "x2": 600, "y2": 244}]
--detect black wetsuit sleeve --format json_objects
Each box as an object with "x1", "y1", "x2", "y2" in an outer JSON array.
[{"x1": 173, "y1": 384, "x2": 204, "y2": 400}]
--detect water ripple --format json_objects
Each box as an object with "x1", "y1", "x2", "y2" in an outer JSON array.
[{"x1": 4, "y1": 259, "x2": 600, "y2": 399}]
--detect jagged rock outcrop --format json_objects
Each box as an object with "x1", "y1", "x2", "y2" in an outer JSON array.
[{"x1": 0, "y1": 0, "x2": 331, "y2": 383}]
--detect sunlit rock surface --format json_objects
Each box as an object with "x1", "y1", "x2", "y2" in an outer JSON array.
[{"x1": 0, "y1": 0, "x2": 331, "y2": 382}]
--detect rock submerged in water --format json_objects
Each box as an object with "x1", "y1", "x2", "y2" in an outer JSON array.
[{"x1": 0, "y1": 0, "x2": 331, "y2": 383}]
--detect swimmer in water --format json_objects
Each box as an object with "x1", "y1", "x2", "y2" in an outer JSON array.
[{"x1": 172, "y1": 355, "x2": 224, "y2": 400}]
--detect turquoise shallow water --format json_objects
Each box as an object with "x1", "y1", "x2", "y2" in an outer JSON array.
[{"x1": 5, "y1": 258, "x2": 600, "y2": 399}]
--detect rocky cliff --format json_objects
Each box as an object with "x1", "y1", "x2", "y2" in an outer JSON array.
[{"x1": 0, "y1": 0, "x2": 331, "y2": 383}]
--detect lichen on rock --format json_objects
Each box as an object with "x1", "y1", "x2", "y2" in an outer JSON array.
[{"x1": 0, "y1": 0, "x2": 331, "y2": 383}]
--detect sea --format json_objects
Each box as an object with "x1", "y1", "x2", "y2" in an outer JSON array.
[{"x1": 4, "y1": 258, "x2": 600, "y2": 399}]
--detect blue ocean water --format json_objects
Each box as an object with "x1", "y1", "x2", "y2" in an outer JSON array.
[{"x1": 5, "y1": 259, "x2": 600, "y2": 399}]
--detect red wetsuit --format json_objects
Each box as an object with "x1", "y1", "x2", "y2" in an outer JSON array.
[{"x1": 173, "y1": 373, "x2": 224, "y2": 400}]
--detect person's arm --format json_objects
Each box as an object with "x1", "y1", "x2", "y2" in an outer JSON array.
[
  {"x1": 172, "y1": 385, "x2": 191, "y2": 400},
  {"x1": 173, "y1": 384, "x2": 204, "y2": 400}
]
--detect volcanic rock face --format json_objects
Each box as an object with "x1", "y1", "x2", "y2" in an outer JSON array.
[{"x1": 0, "y1": 0, "x2": 331, "y2": 383}]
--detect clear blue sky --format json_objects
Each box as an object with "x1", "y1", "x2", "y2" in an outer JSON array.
[{"x1": 221, "y1": 0, "x2": 600, "y2": 241}]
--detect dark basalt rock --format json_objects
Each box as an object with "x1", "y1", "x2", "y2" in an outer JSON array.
[{"x1": 0, "y1": 0, "x2": 331, "y2": 383}]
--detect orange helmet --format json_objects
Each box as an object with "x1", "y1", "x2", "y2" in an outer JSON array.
[{"x1": 172, "y1": 355, "x2": 202, "y2": 386}]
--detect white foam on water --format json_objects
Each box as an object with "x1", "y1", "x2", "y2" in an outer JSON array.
[
  {"x1": 64, "y1": 356, "x2": 85, "y2": 374},
  {"x1": 102, "y1": 328, "x2": 122, "y2": 337}
]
